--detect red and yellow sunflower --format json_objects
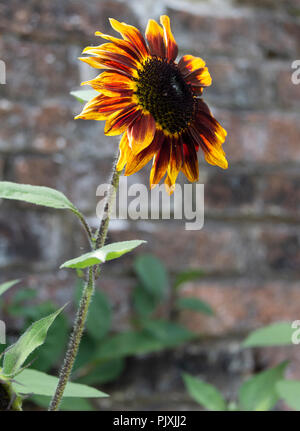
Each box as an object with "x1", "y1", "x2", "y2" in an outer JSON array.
[{"x1": 76, "y1": 15, "x2": 228, "y2": 194}]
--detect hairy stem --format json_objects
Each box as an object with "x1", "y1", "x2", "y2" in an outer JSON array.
[
  {"x1": 49, "y1": 158, "x2": 121, "y2": 411},
  {"x1": 96, "y1": 160, "x2": 121, "y2": 249},
  {"x1": 48, "y1": 267, "x2": 94, "y2": 411}
]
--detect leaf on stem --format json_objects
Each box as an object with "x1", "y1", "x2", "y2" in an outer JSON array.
[
  {"x1": 61, "y1": 240, "x2": 146, "y2": 269},
  {"x1": 12, "y1": 368, "x2": 108, "y2": 398},
  {"x1": 3, "y1": 305, "x2": 66, "y2": 376},
  {"x1": 182, "y1": 373, "x2": 227, "y2": 411},
  {"x1": 0, "y1": 279, "x2": 20, "y2": 297},
  {"x1": 243, "y1": 322, "x2": 295, "y2": 347}
]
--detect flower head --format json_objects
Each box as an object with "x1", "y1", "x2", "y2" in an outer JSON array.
[{"x1": 76, "y1": 16, "x2": 228, "y2": 194}]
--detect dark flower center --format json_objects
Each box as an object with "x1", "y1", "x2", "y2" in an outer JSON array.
[{"x1": 135, "y1": 57, "x2": 195, "y2": 135}]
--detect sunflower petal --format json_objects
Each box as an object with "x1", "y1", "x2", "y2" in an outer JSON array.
[
  {"x1": 145, "y1": 19, "x2": 166, "y2": 57},
  {"x1": 160, "y1": 15, "x2": 178, "y2": 62},
  {"x1": 116, "y1": 132, "x2": 130, "y2": 171},
  {"x1": 164, "y1": 174, "x2": 176, "y2": 195},
  {"x1": 94, "y1": 32, "x2": 142, "y2": 61},
  {"x1": 167, "y1": 137, "x2": 183, "y2": 187},
  {"x1": 82, "y1": 43, "x2": 139, "y2": 67},
  {"x1": 79, "y1": 55, "x2": 135, "y2": 78},
  {"x1": 128, "y1": 113, "x2": 156, "y2": 155},
  {"x1": 191, "y1": 100, "x2": 228, "y2": 169},
  {"x1": 204, "y1": 138, "x2": 228, "y2": 169},
  {"x1": 178, "y1": 55, "x2": 206, "y2": 75},
  {"x1": 109, "y1": 18, "x2": 149, "y2": 59},
  {"x1": 75, "y1": 95, "x2": 112, "y2": 121},
  {"x1": 181, "y1": 139, "x2": 199, "y2": 182},
  {"x1": 82, "y1": 71, "x2": 136, "y2": 97},
  {"x1": 185, "y1": 67, "x2": 212, "y2": 87},
  {"x1": 125, "y1": 130, "x2": 164, "y2": 176},
  {"x1": 104, "y1": 105, "x2": 141, "y2": 136},
  {"x1": 150, "y1": 137, "x2": 171, "y2": 188}
]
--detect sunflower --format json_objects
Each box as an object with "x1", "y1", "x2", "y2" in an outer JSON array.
[{"x1": 75, "y1": 15, "x2": 228, "y2": 194}]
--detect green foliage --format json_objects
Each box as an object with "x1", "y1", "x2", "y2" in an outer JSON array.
[
  {"x1": 61, "y1": 240, "x2": 146, "y2": 269},
  {"x1": 2, "y1": 306, "x2": 66, "y2": 377},
  {"x1": 174, "y1": 269, "x2": 205, "y2": 288},
  {"x1": 1, "y1": 254, "x2": 214, "y2": 410},
  {"x1": 132, "y1": 285, "x2": 158, "y2": 317},
  {"x1": 134, "y1": 254, "x2": 168, "y2": 299},
  {"x1": 32, "y1": 395, "x2": 94, "y2": 411},
  {"x1": 183, "y1": 363, "x2": 288, "y2": 412},
  {"x1": 0, "y1": 279, "x2": 20, "y2": 297},
  {"x1": 85, "y1": 290, "x2": 112, "y2": 341},
  {"x1": 243, "y1": 322, "x2": 294, "y2": 347},
  {"x1": 276, "y1": 380, "x2": 300, "y2": 411},
  {"x1": 238, "y1": 362, "x2": 288, "y2": 411},
  {"x1": 0, "y1": 182, "x2": 77, "y2": 212},
  {"x1": 142, "y1": 320, "x2": 194, "y2": 344},
  {"x1": 12, "y1": 369, "x2": 108, "y2": 398},
  {"x1": 176, "y1": 297, "x2": 214, "y2": 315},
  {"x1": 182, "y1": 373, "x2": 227, "y2": 411},
  {"x1": 77, "y1": 359, "x2": 125, "y2": 386}
]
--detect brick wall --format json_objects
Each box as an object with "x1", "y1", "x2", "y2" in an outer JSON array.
[{"x1": 0, "y1": 0, "x2": 300, "y2": 409}]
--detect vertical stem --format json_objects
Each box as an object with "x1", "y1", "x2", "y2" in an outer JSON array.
[
  {"x1": 96, "y1": 160, "x2": 121, "y2": 249},
  {"x1": 48, "y1": 267, "x2": 94, "y2": 411},
  {"x1": 49, "y1": 157, "x2": 122, "y2": 411}
]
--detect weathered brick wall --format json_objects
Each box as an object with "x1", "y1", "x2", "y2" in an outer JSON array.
[{"x1": 1, "y1": 0, "x2": 300, "y2": 409}]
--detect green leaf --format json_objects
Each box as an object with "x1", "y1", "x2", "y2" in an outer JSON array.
[
  {"x1": 95, "y1": 326, "x2": 193, "y2": 362},
  {"x1": 276, "y1": 380, "x2": 300, "y2": 411},
  {"x1": 12, "y1": 369, "x2": 108, "y2": 398},
  {"x1": 61, "y1": 240, "x2": 146, "y2": 269},
  {"x1": 243, "y1": 322, "x2": 294, "y2": 347},
  {"x1": 3, "y1": 305, "x2": 66, "y2": 376},
  {"x1": 77, "y1": 358, "x2": 125, "y2": 386},
  {"x1": 182, "y1": 373, "x2": 227, "y2": 411},
  {"x1": 174, "y1": 269, "x2": 205, "y2": 288},
  {"x1": 70, "y1": 89, "x2": 99, "y2": 103},
  {"x1": 31, "y1": 395, "x2": 94, "y2": 411},
  {"x1": 0, "y1": 181, "x2": 78, "y2": 212},
  {"x1": 31, "y1": 310, "x2": 69, "y2": 372},
  {"x1": 0, "y1": 279, "x2": 20, "y2": 297},
  {"x1": 132, "y1": 285, "x2": 158, "y2": 317},
  {"x1": 142, "y1": 320, "x2": 194, "y2": 345},
  {"x1": 134, "y1": 254, "x2": 168, "y2": 299},
  {"x1": 238, "y1": 362, "x2": 288, "y2": 411},
  {"x1": 95, "y1": 331, "x2": 166, "y2": 361},
  {"x1": 176, "y1": 297, "x2": 214, "y2": 315},
  {"x1": 74, "y1": 336, "x2": 97, "y2": 371},
  {"x1": 86, "y1": 290, "x2": 111, "y2": 341}
]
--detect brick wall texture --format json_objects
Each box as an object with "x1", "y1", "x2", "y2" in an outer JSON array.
[{"x1": 1, "y1": 0, "x2": 300, "y2": 410}]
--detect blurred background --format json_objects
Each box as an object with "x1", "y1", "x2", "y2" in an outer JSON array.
[{"x1": 0, "y1": 0, "x2": 300, "y2": 410}]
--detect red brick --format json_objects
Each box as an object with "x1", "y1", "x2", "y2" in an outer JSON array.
[
  {"x1": 206, "y1": 59, "x2": 268, "y2": 110},
  {"x1": 13, "y1": 156, "x2": 60, "y2": 188},
  {"x1": 261, "y1": 172, "x2": 300, "y2": 216},
  {"x1": 168, "y1": 8, "x2": 300, "y2": 59},
  {"x1": 0, "y1": 207, "x2": 72, "y2": 270},
  {"x1": 0, "y1": 1, "x2": 139, "y2": 43},
  {"x1": 235, "y1": 0, "x2": 300, "y2": 13},
  {"x1": 216, "y1": 110, "x2": 300, "y2": 164},
  {"x1": 0, "y1": 38, "x2": 79, "y2": 102},
  {"x1": 204, "y1": 170, "x2": 300, "y2": 218},
  {"x1": 104, "y1": 222, "x2": 248, "y2": 275},
  {"x1": 277, "y1": 69, "x2": 300, "y2": 109},
  {"x1": 179, "y1": 279, "x2": 300, "y2": 336}
]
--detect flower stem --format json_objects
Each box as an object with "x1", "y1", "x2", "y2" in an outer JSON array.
[
  {"x1": 48, "y1": 157, "x2": 121, "y2": 411},
  {"x1": 48, "y1": 266, "x2": 94, "y2": 411},
  {"x1": 96, "y1": 160, "x2": 121, "y2": 249}
]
